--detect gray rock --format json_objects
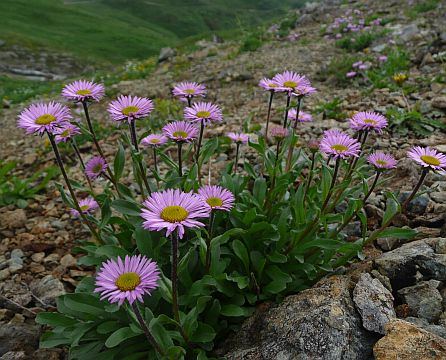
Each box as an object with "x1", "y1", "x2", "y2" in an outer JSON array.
[
  {"x1": 375, "y1": 239, "x2": 446, "y2": 290},
  {"x1": 397, "y1": 24, "x2": 420, "y2": 43},
  {"x1": 398, "y1": 280, "x2": 443, "y2": 323},
  {"x1": 353, "y1": 273, "x2": 396, "y2": 334},
  {"x1": 60, "y1": 254, "x2": 76, "y2": 267},
  {"x1": 405, "y1": 317, "x2": 446, "y2": 339},
  {"x1": 0, "y1": 323, "x2": 40, "y2": 356},
  {"x1": 0, "y1": 40, "x2": 5, "y2": 47},
  {"x1": 0, "y1": 209, "x2": 27, "y2": 230},
  {"x1": 376, "y1": 237, "x2": 400, "y2": 251},
  {"x1": 158, "y1": 47, "x2": 176, "y2": 62},
  {"x1": 431, "y1": 192, "x2": 446, "y2": 204},
  {"x1": 0, "y1": 269, "x2": 10, "y2": 281},
  {"x1": 398, "y1": 193, "x2": 429, "y2": 214},
  {"x1": 432, "y1": 96, "x2": 446, "y2": 110},
  {"x1": 0, "y1": 351, "x2": 26, "y2": 360},
  {"x1": 219, "y1": 276, "x2": 377, "y2": 360},
  {"x1": 30, "y1": 275, "x2": 65, "y2": 306}
]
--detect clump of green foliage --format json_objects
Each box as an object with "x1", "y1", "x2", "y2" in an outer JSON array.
[
  {"x1": 314, "y1": 98, "x2": 348, "y2": 120},
  {"x1": 336, "y1": 31, "x2": 387, "y2": 52},
  {"x1": 406, "y1": 0, "x2": 440, "y2": 18},
  {"x1": 366, "y1": 49, "x2": 410, "y2": 89},
  {"x1": 324, "y1": 55, "x2": 361, "y2": 84},
  {"x1": 386, "y1": 107, "x2": 446, "y2": 137},
  {"x1": 0, "y1": 161, "x2": 59, "y2": 208}
]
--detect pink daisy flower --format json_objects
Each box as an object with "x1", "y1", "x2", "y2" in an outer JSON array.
[
  {"x1": 62, "y1": 80, "x2": 105, "y2": 102},
  {"x1": 17, "y1": 102, "x2": 72, "y2": 135},
  {"x1": 407, "y1": 146, "x2": 446, "y2": 172},
  {"x1": 272, "y1": 71, "x2": 311, "y2": 94},
  {"x1": 349, "y1": 111, "x2": 388, "y2": 133},
  {"x1": 197, "y1": 185, "x2": 235, "y2": 212},
  {"x1": 346, "y1": 71, "x2": 357, "y2": 78},
  {"x1": 227, "y1": 132, "x2": 249, "y2": 144},
  {"x1": 184, "y1": 102, "x2": 223, "y2": 125},
  {"x1": 70, "y1": 197, "x2": 98, "y2": 217},
  {"x1": 54, "y1": 123, "x2": 81, "y2": 144},
  {"x1": 270, "y1": 127, "x2": 289, "y2": 140},
  {"x1": 141, "y1": 134, "x2": 168, "y2": 147},
  {"x1": 367, "y1": 152, "x2": 397, "y2": 170},
  {"x1": 108, "y1": 95, "x2": 154, "y2": 123},
  {"x1": 85, "y1": 156, "x2": 108, "y2": 179},
  {"x1": 141, "y1": 189, "x2": 210, "y2": 239},
  {"x1": 288, "y1": 109, "x2": 313, "y2": 122},
  {"x1": 163, "y1": 121, "x2": 199, "y2": 143},
  {"x1": 292, "y1": 85, "x2": 317, "y2": 97},
  {"x1": 94, "y1": 255, "x2": 160, "y2": 306},
  {"x1": 172, "y1": 81, "x2": 207, "y2": 100},
  {"x1": 258, "y1": 78, "x2": 278, "y2": 91},
  {"x1": 320, "y1": 133, "x2": 361, "y2": 159}
]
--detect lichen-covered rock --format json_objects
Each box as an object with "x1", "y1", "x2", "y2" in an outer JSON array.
[
  {"x1": 353, "y1": 273, "x2": 396, "y2": 334},
  {"x1": 373, "y1": 319, "x2": 446, "y2": 360},
  {"x1": 219, "y1": 276, "x2": 377, "y2": 360}
]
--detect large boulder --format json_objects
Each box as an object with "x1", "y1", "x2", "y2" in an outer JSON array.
[{"x1": 219, "y1": 276, "x2": 377, "y2": 360}]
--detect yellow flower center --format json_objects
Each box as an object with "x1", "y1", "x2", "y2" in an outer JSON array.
[
  {"x1": 363, "y1": 119, "x2": 377, "y2": 125},
  {"x1": 331, "y1": 144, "x2": 348, "y2": 152},
  {"x1": 115, "y1": 272, "x2": 141, "y2": 291},
  {"x1": 150, "y1": 139, "x2": 161, "y2": 143},
  {"x1": 76, "y1": 89, "x2": 92, "y2": 95},
  {"x1": 35, "y1": 114, "x2": 56, "y2": 125},
  {"x1": 206, "y1": 197, "x2": 223, "y2": 207},
  {"x1": 283, "y1": 81, "x2": 297, "y2": 88},
  {"x1": 60, "y1": 129, "x2": 71, "y2": 137},
  {"x1": 80, "y1": 204, "x2": 90, "y2": 211},
  {"x1": 160, "y1": 205, "x2": 189, "y2": 223},
  {"x1": 376, "y1": 160, "x2": 388, "y2": 166},
  {"x1": 268, "y1": 83, "x2": 277, "y2": 88},
  {"x1": 184, "y1": 89, "x2": 196, "y2": 94},
  {"x1": 420, "y1": 155, "x2": 440, "y2": 166},
  {"x1": 196, "y1": 111, "x2": 211, "y2": 118},
  {"x1": 121, "y1": 106, "x2": 140, "y2": 116},
  {"x1": 173, "y1": 131, "x2": 188, "y2": 138},
  {"x1": 93, "y1": 164, "x2": 103, "y2": 173}
]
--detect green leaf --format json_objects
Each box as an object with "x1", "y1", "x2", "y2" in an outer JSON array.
[
  {"x1": 382, "y1": 193, "x2": 400, "y2": 225},
  {"x1": 114, "y1": 143, "x2": 125, "y2": 180},
  {"x1": 253, "y1": 178, "x2": 267, "y2": 206},
  {"x1": 220, "y1": 304, "x2": 245, "y2": 317},
  {"x1": 95, "y1": 245, "x2": 129, "y2": 259},
  {"x1": 35, "y1": 312, "x2": 77, "y2": 327},
  {"x1": 191, "y1": 322, "x2": 216, "y2": 343},
  {"x1": 232, "y1": 239, "x2": 249, "y2": 272},
  {"x1": 105, "y1": 327, "x2": 141, "y2": 348},
  {"x1": 378, "y1": 227, "x2": 417, "y2": 239},
  {"x1": 40, "y1": 331, "x2": 70, "y2": 348},
  {"x1": 111, "y1": 199, "x2": 141, "y2": 217}
]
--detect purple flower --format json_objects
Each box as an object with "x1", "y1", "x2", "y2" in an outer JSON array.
[
  {"x1": 141, "y1": 189, "x2": 210, "y2": 239},
  {"x1": 368, "y1": 152, "x2": 397, "y2": 170},
  {"x1": 172, "y1": 82, "x2": 207, "y2": 101},
  {"x1": 17, "y1": 102, "x2": 72, "y2": 135},
  {"x1": 141, "y1": 134, "x2": 168, "y2": 147},
  {"x1": 378, "y1": 55, "x2": 388, "y2": 63},
  {"x1": 352, "y1": 61, "x2": 363, "y2": 68},
  {"x1": 272, "y1": 71, "x2": 311, "y2": 94},
  {"x1": 258, "y1": 78, "x2": 278, "y2": 91},
  {"x1": 407, "y1": 146, "x2": 446, "y2": 172},
  {"x1": 184, "y1": 102, "x2": 223, "y2": 125},
  {"x1": 270, "y1": 127, "x2": 289, "y2": 140},
  {"x1": 70, "y1": 197, "x2": 98, "y2": 217},
  {"x1": 288, "y1": 109, "x2": 313, "y2": 122},
  {"x1": 197, "y1": 185, "x2": 235, "y2": 211},
  {"x1": 62, "y1": 80, "x2": 105, "y2": 102},
  {"x1": 85, "y1": 156, "x2": 108, "y2": 180},
  {"x1": 94, "y1": 255, "x2": 160, "y2": 306},
  {"x1": 54, "y1": 123, "x2": 81, "y2": 144},
  {"x1": 358, "y1": 64, "x2": 369, "y2": 71},
  {"x1": 108, "y1": 95, "x2": 154, "y2": 123},
  {"x1": 227, "y1": 132, "x2": 249, "y2": 144},
  {"x1": 163, "y1": 121, "x2": 199, "y2": 143},
  {"x1": 292, "y1": 85, "x2": 317, "y2": 97},
  {"x1": 349, "y1": 111, "x2": 388, "y2": 133},
  {"x1": 346, "y1": 71, "x2": 357, "y2": 78},
  {"x1": 320, "y1": 133, "x2": 361, "y2": 159}
]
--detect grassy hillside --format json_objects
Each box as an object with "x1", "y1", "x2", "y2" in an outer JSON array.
[{"x1": 0, "y1": 0, "x2": 302, "y2": 64}]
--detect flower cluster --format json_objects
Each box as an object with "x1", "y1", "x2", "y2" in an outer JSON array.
[{"x1": 327, "y1": 9, "x2": 382, "y2": 39}]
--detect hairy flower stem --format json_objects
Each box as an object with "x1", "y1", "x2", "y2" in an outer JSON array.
[
  {"x1": 347, "y1": 131, "x2": 369, "y2": 178},
  {"x1": 331, "y1": 171, "x2": 380, "y2": 238},
  {"x1": 264, "y1": 91, "x2": 274, "y2": 142},
  {"x1": 286, "y1": 158, "x2": 340, "y2": 253},
  {"x1": 266, "y1": 141, "x2": 282, "y2": 210},
  {"x1": 178, "y1": 142, "x2": 183, "y2": 177},
  {"x1": 152, "y1": 148, "x2": 159, "y2": 187},
  {"x1": 282, "y1": 94, "x2": 291, "y2": 128},
  {"x1": 402, "y1": 169, "x2": 428, "y2": 211},
  {"x1": 81, "y1": 101, "x2": 120, "y2": 193},
  {"x1": 233, "y1": 143, "x2": 240, "y2": 175},
  {"x1": 303, "y1": 152, "x2": 316, "y2": 200},
  {"x1": 131, "y1": 303, "x2": 165, "y2": 356},
  {"x1": 285, "y1": 97, "x2": 302, "y2": 171},
  {"x1": 187, "y1": 97, "x2": 192, "y2": 108},
  {"x1": 128, "y1": 121, "x2": 150, "y2": 197},
  {"x1": 71, "y1": 140, "x2": 94, "y2": 193},
  {"x1": 205, "y1": 211, "x2": 216, "y2": 273},
  {"x1": 329, "y1": 169, "x2": 429, "y2": 271},
  {"x1": 195, "y1": 120, "x2": 205, "y2": 184},
  {"x1": 47, "y1": 132, "x2": 102, "y2": 243}
]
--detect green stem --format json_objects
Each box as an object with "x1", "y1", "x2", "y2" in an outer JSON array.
[
  {"x1": 195, "y1": 120, "x2": 205, "y2": 184},
  {"x1": 131, "y1": 302, "x2": 165, "y2": 356},
  {"x1": 303, "y1": 152, "x2": 316, "y2": 200},
  {"x1": 264, "y1": 91, "x2": 274, "y2": 142},
  {"x1": 234, "y1": 143, "x2": 240, "y2": 175},
  {"x1": 171, "y1": 232, "x2": 180, "y2": 324},
  {"x1": 71, "y1": 140, "x2": 94, "y2": 193},
  {"x1": 285, "y1": 97, "x2": 302, "y2": 171},
  {"x1": 282, "y1": 94, "x2": 291, "y2": 128},
  {"x1": 178, "y1": 142, "x2": 183, "y2": 177},
  {"x1": 205, "y1": 211, "x2": 215, "y2": 273},
  {"x1": 47, "y1": 132, "x2": 102, "y2": 244},
  {"x1": 153, "y1": 148, "x2": 159, "y2": 188},
  {"x1": 402, "y1": 169, "x2": 428, "y2": 211}
]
